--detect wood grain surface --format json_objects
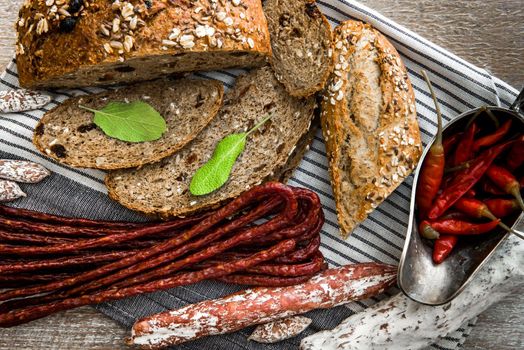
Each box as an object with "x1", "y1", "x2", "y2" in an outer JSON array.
[{"x1": 0, "y1": 1, "x2": 522, "y2": 349}]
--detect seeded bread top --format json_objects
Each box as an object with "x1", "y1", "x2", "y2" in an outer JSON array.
[{"x1": 16, "y1": 0, "x2": 271, "y2": 88}]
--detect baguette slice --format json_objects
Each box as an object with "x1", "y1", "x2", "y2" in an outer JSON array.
[
  {"x1": 264, "y1": 0, "x2": 333, "y2": 97},
  {"x1": 107, "y1": 67, "x2": 316, "y2": 217},
  {"x1": 33, "y1": 79, "x2": 224, "y2": 170},
  {"x1": 321, "y1": 21, "x2": 422, "y2": 238}
]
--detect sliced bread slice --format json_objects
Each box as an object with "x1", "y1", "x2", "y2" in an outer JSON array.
[
  {"x1": 106, "y1": 66, "x2": 316, "y2": 217},
  {"x1": 33, "y1": 79, "x2": 224, "y2": 170},
  {"x1": 264, "y1": 0, "x2": 333, "y2": 97}
]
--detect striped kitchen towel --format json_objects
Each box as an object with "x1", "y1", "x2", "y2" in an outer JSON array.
[{"x1": 0, "y1": 0, "x2": 519, "y2": 349}]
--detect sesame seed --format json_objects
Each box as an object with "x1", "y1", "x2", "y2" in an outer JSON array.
[
  {"x1": 216, "y1": 11, "x2": 227, "y2": 21},
  {"x1": 180, "y1": 34, "x2": 195, "y2": 49},
  {"x1": 162, "y1": 39, "x2": 177, "y2": 46},
  {"x1": 224, "y1": 17, "x2": 234, "y2": 26},
  {"x1": 247, "y1": 37, "x2": 255, "y2": 49},
  {"x1": 169, "y1": 28, "x2": 181, "y2": 40},
  {"x1": 195, "y1": 25, "x2": 207, "y2": 38}
]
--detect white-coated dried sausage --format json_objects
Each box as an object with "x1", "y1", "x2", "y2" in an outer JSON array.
[
  {"x1": 301, "y1": 235, "x2": 524, "y2": 350},
  {"x1": 0, "y1": 160, "x2": 50, "y2": 183},
  {"x1": 248, "y1": 316, "x2": 312, "y2": 343},
  {"x1": 0, "y1": 180, "x2": 26, "y2": 202},
  {"x1": 0, "y1": 89, "x2": 50, "y2": 113},
  {"x1": 129, "y1": 263, "x2": 397, "y2": 349}
]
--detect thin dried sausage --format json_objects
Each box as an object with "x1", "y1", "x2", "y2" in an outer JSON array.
[{"x1": 0, "y1": 239, "x2": 296, "y2": 327}]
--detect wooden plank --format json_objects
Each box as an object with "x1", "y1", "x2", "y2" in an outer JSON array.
[{"x1": 0, "y1": 1, "x2": 522, "y2": 349}]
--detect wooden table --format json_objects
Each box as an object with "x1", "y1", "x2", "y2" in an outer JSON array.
[{"x1": 0, "y1": 1, "x2": 522, "y2": 349}]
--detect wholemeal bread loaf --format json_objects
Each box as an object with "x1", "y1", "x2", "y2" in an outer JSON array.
[
  {"x1": 16, "y1": 0, "x2": 271, "y2": 89},
  {"x1": 321, "y1": 20, "x2": 422, "y2": 238},
  {"x1": 106, "y1": 66, "x2": 316, "y2": 217},
  {"x1": 33, "y1": 79, "x2": 223, "y2": 170},
  {"x1": 263, "y1": 0, "x2": 333, "y2": 97}
]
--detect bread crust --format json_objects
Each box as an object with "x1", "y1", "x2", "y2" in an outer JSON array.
[
  {"x1": 16, "y1": 0, "x2": 271, "y2": 89},
  {"x1": 321, "y1": 20, "x2": 422, "y2": 238}
]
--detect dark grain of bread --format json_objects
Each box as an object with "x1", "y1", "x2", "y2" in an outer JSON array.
[
  {"x1": 321, "y1": 20, "x2": 422, "y2": 238},
  {"x1": 106, "y1": 66, "x2": 316, "y2": 217},
  {"x1": 264, "y1": 0, "x2": 333, "y2": 97},
  {"x1": 33, "y1": 79, "x2": 224, "y2": 170}
]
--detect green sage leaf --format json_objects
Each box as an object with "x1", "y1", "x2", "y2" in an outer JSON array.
[
  {"x1": 79, "y1": 101, "x2": 167, "y2": 143},
  {"x1": 190, "y1": 133, "x2": 247, "y2": 196},
  {"x1": 190, "y1": 114, "x2": 272, "y2": 196}
]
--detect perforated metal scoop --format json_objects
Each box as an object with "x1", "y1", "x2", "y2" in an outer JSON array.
[{"x1": 398, "y1": 88, "x2": 524, "y2": 306}]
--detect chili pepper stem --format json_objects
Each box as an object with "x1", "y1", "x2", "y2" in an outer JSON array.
[
  {"x1": 422, "y1": 70, "x2": 442, "y2": 145},
  {"x1": 509, "y1": 186, "x2": 524, "y2": 212},
  {"x1": 480, "y1": 208, "x2": 521, "y2": 237},
  {"x1": 444, "y1": 162, "x2": 470, "y2": 174},
  {"x1": 465, "y1": 106, "x2": 485, "y2": 129},
  {"x1": 485, "y1": 109, "x2": 500, "y2": 129}
]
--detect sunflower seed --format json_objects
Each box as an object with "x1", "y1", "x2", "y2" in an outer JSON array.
[{"x1": 123, "y1": 35, "x2": 134, "y2": 52}]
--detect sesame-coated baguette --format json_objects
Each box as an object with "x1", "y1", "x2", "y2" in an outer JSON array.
[
  {"x1": 264, "y1": 0, "x2": 334, "y2": 97},
  {"x1": 33, "y1": 79, "x2": 224, "y2": 170},
  {"x1": 106, "y1": 66, "x2": 316, "y2": 217},
  {"x1": 16, "y1": 0, "x2": 271, "y2": 89},
  {"x1": 321, "y1": 20, "x2": 422, "y2": 238}
]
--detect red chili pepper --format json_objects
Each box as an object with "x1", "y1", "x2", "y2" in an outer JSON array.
[
  {"x1": 420, "y1": 220, "x2": 440, "y2": 239},
  {"x1": 453, "y1": 197, "x2": 491, "y2": 219},
  {"x1": 428, "y1": 138, "x2": 517, "y2": 219},
  {"x1": 480, "y1": 178, "x2": 506, "y2": 196},
  {"x1": 473, "y1": 119, "x2": 512, "y2": 152},
  {"x1": 453, "y1": 196, "x2": 517, "y2": 230},
  {"x1": 429, "y1": 218, "x2": 500, "y2": 235},
  {"x1": 452, "y1": 122, "x2": 477, "y2": 166},
  {"x1": 433, "y1": 235, "x2": 458, "y2": 264},
  {"x1": 465, "y1": 189, "x2": 476, "y2": 197},
  {"x1": 416, "y1": 71, "x2": 445, "y2": 219},
  {"x1": 484, "y1": 198, "x2": 520, "y2": 218},
  {"x1": 441, "y1": 211, "x2": 470, "y2": 220},
  {"x1": 485, "y1": 164, "x2": 524, "y2": 211},
  {"x1": 506, "y1": 138, "x2": 524, "y2": 171},
  {"x1": 443, "y1": 133, "x2": 462, "y2": 156}
]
